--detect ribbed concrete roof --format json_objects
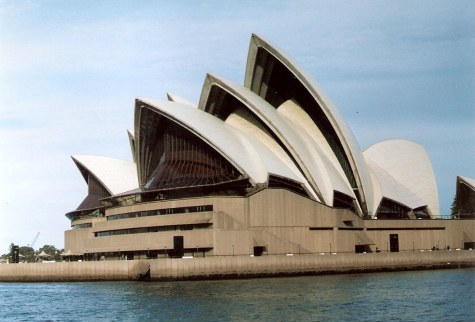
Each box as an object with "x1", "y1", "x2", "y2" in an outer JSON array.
[
  {"x1": 69, "y1": 33, "x2": 441, "y2": 220},
  {"x1": 364, "y1": 140, "x2": 439, "y2": 217},
  {"x1": 136, "y1": 98, "x2": 269, "y2": 185},
  {"x1": 458, "y1": 176, "x2": 475, "y2": 190},
  {"x1": 71, "y1": 155, "x2": 138, "y2": 195},
  {"x1": 166, "y1": 93, "x2": 197, "y2": 107},
  {"x1": 243, "y1": 33, "x2": 373, "y2": 215},
  {"x1": 199, "y1": 73, "x2": 340, "y2": 203},
  {"x1": 366, "y1": 160, "x2": 427, "y2": 210}
]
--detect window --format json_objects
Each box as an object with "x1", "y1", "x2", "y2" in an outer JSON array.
[
  {"x1": 139, "y1": 108, "x2": 242, "y2": 190},
  {"x1": 376, "y1": 198, "x2": 410, "y2": 219},
  {"x1": 72, "y1": 223, "x2": 92, "y2": 230},
  {"x1": 107, "y1": 205, "x2": 213, "y2": 221},
  {"x1": 95, "y1": 223, "x2": 212, "y2": 237}
]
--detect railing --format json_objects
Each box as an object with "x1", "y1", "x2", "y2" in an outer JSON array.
[{"x1": 73, "y1": 246, "x2": 474, "y2": 263}]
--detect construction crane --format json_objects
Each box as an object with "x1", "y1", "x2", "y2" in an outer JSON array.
[{"x1": 30, "y1": 232, "x2": 40, "y2": 249}]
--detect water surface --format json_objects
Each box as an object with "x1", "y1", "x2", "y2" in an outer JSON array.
[{"x1": 1, "y1": 268, "x2": 473, "y2": 321}]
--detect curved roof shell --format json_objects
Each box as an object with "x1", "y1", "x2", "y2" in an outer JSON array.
[
  {"x1": 455, "y1": 176, "x2": 475, "y2": 218},
  {"x1": 366, "y1": 160, "x2": 427, "y2": 211},
  {"x1": 199, "y1": 73, "x2": 351, "y2": 205},
  {"x1": 135, "y1": 98, "x2": 270, "y2": 187},
  {"x1": 223, "y1": 107, "x2": 316, "y2": 199},
  {"x1": 166, "y1": 93, "x2": 197, "y2": 107},
  {"x1": 364, "y1": 139, "x2": 439, "y2": 217},
  {"x1": 458, "y1": 176, "x2": 475, "y2": 190},
  {"x1": 243, "y1": 33, "x2": 373, "y2": 216},
  {"x1": 276, "y1": 99, "x2": 356, "y2": 203},
  {"x1": 67, "y1": 33, "x2": 441, "y2": 222},
  {"x1": 71, "y1": 155, "x2": 138, "y2": 195},
  {"x1": 127, "y1": 130, "x2": 136, "y2": 163}
]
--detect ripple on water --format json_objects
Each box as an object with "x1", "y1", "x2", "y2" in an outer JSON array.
[{"x1": 0, "y1": 269, "x2": 473, "y2": 322}]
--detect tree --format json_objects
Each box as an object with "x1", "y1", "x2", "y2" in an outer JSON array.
[
  {"x1": 1, "y1": 244, "x2": 64, "y2": 263},
  {"x1": 38, "y1": 245, "x2": 63, "y2": 262},
  {"x1": 0, "y1": 244, "x2": 16, "y2": 263},
  {"x1": 19, "y1": 246, "x2": 35, "y2": 263},
  {"x1": 450, "y1": 195, "x2": 459, "y2": 219}
]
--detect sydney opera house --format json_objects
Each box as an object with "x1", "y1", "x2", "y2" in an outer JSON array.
[{"x1": 64, "y1": 34, "x2": 474, "y2": 260}]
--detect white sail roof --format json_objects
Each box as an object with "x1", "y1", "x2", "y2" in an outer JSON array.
[
  {"x1": 199, "y1": 74, "x2": 338, "y2": 204},
  {"x1": 458, "y1": 176, "x2": 475, "y2": 189},
  {"x1": 366, "y1": 160, "x2": 427, "y2": 211},
  {"x1": 364, "y1": 139, "x2": 439, "y2": 217},
  {"x1": 136, "y1": 98, "x2": 269, "y2": 185},
  {"x1": 71, "y1": 155, "x2": 138, "y2": 195},
  {"x1": 243, "y1": 33, "x2": 373, "y2": 216},
  {"x1": 69, "y1": 33, "x2": 441, "y2": 221},
  {"x1": 166, "y1": 93, "x2": 197, "y2": 107}
]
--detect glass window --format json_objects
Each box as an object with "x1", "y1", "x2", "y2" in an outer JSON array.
[
  {"x1": 376, "y1": 198, "x2": 411, "y2": 219},
  {"x1": 139, "y1": 108, "x2": 242, "y2": 190}
]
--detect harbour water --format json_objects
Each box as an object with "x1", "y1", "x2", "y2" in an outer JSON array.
[{"x1": 0, "y1": 268, "x2": 473, "y2": 321}]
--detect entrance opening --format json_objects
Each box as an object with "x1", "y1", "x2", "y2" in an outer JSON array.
[
  {"x1": 253, "y1": 246, "x2": 265, "y2": 256},
  {"x1": 390, "y1": 234, "x2": 399, "y2": 252},
  {"x1": 172, "y1": 236, "x2": 184, "y2": 258},
  {"x1": 124, "y1": 251, "x2": 134, "y2": 260},
  {"x1": 355, "y1": 245, "x2": 372, "y2": 253},
  {"x1": 355, "y1": 245, "x2": 365, "y2": 253},
  {"x1": 464, "y1": 242, "x2": 475, "y2": 250}
]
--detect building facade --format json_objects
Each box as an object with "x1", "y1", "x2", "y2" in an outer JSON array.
[{"x1": 64, "y1": 34, "x2": 474, "y2": 260}]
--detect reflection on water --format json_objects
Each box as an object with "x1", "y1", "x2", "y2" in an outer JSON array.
[{"x1": 1, "y1": 269, "x2": 474, "y2": 321}]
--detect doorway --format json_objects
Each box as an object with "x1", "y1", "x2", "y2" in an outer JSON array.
[
  {"x1": 172, "y1": 236, "x2": 184, "y2": 258},
  {"x1": 389, "y1": 234, "x2": 399, "y2": 252},
  {"x1": 253, "y1": 246, "x2": 265, "y2": 256}
]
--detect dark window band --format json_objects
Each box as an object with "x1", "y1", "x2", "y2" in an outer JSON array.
[
  {"x1": 107, "y1": 205, "x2": 213, "y2": 221},
  {"x1": 95, "y1": 223, "x2": 211, "y2": 237}
]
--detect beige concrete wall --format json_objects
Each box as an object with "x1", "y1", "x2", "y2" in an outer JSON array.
[
  {"x1": 212, "y1": 230, "x2": 251, "y2": 256},
  {"x1": 445, "y1": 219, "x2": 475, "y2": 247},
  {"x1": 64, "y1": 188, "x2": 475, "y2": 258},
  {"x1": 365, "y1": 219, "x2": 475, "y2": 252},
  {"x1": 105, "y1": 197, "x2": 214, "y2": 216},
  {"x1": 246, "y1": 189, "x2": 372, "y2": 255},
  {"x1": 104, "y1": 195, "x2": 246, "y2": 218},
  {"x1": 66, "y1": 195, "x2": 250, "y2": 255},
  {"x1": 249, "y1": 189, "x2": 334, "y2": 227},
  {"x1": 248, "y1": 189, "x2": 364, "y2": 228},
  {"x1": 214, "y1": 197, "x2": 250, "y2": 227},
  {"x1": 64, "y1": 228, "x2": 93, "y2": 254},
  {"x1": 82, "y1": 230, "x2": 213, "y2": 253},
  {"x1": 93, "y1": 212, "x2": 212, "y2": 232},
  {"x1": 0, "y1": 260, "x2": 149, "y2": 282}
]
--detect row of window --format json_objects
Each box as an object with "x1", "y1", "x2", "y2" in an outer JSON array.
[
  {"x1": 376, "y1": 199, "x2": 431, "y2": 219},
  {"x1": 72, "y1": 223, "x2": 93, "y2": 230},
  {"x1": 107, "y1": 205, "x2": 213, "y2": 221},
  {"x1": 95, "y1": 223, "x2": 212, "y2": 237}
]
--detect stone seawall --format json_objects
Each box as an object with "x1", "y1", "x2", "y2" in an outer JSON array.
[
  {"x1": 150, "y1": 251, "x2": 475, "y2": 280},
  {"x1": 0, "y1": 260, "x2": 150, "y2": 282},
  {"x1": 1, "y1": 251, "x2": 474, "y2": 282}
]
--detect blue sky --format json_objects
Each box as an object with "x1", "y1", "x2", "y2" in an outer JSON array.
[{"x1": 0, "y1": 0, "x2": 473, "y2": 252}]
